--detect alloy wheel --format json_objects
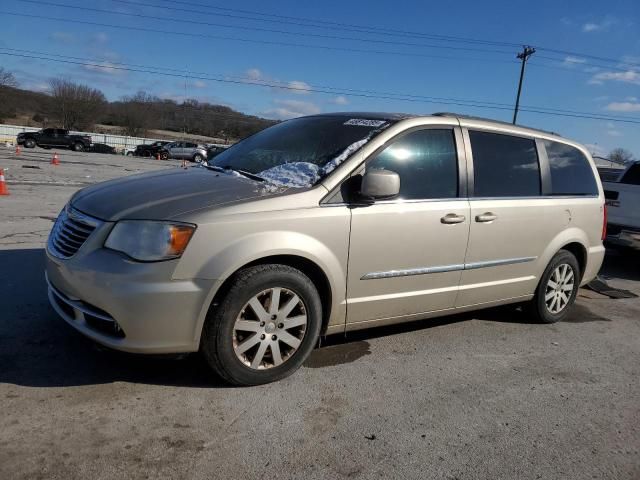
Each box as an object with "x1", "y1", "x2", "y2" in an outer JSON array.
[
  {"x1": 232, "y1": 287, "x2": 307, "y2": 370},
  {"x1": 545, "y1": 263, "x2": 575, "y2": 314}
]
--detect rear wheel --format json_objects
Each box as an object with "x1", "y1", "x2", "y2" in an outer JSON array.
[
  {"x1": 201, "y1": 264, "x2": 322, "y2": 386},
  {"x1": 526, "y1": 250, "x2": 580, "y2": 323},
  {"x1": 24, "y1": 139, "x2": 36, "y2": 148},
  {"x1": 160, "y1": 151, "x2": 169, "y2": 160},
  {"x1": 193, "y1": 153, "x2": 204, "y2": 163},
  {"x1": 73, "y1": 142, "x2": 84, "y2": 152}
]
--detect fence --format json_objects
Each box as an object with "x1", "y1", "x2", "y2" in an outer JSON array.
[{"x1": 1, "y1": 124, "x2": 175, "y2": 153}]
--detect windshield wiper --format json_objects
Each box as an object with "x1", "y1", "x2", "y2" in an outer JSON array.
[{"x1": 201, "y1": 163, "x2": 267, "y2": 183}]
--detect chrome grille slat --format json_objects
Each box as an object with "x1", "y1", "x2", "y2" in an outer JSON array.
[
  {"x1": 60, "y1": 225, "x2": 88, "y2": 240},
  {"x1": 57, "y1": 229, "x2": 84, "y2": 246},
  {"x1": 48, "y1": 207, "x2": 100, "y2": 259},
  {"x1": 65, "y1": 219, "x2": 93, "y2": 234}
]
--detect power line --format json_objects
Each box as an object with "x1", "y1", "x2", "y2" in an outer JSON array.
[
  {"x1": 16, "y1": 0, "x2": 517, "y2": 56},
  {"x1": 153, "y1": 0, "x2": 524, "y2": 47},
  {"x1": 0, "y1": 10, "x2": 520, "y2": 64},
  {"x1": 5, "y1": 46, "x2": 637, "y2": 122},
  {"x1": 2, "y1": 50, "x2": 639, "y2": 125},
  {"x1": 121, "y1": 0, "x2": 640, "y2": 69}
]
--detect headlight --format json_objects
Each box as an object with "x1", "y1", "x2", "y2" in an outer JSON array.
[{"x1": 105, "y1": 221, "x2": 196, "y2": 262}]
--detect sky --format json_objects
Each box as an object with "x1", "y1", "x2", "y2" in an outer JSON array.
[{"x1": 1, "y1": 0, "x2": 639, "y2": 157}]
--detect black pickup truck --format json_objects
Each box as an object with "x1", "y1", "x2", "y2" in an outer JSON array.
[{"x1": 17, "y1": 128, "x2": 93, "y2": 152}]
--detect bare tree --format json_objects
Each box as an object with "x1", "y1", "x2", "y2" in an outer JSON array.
[
  {"x1": 118, "y1": 91, "x2": 157, "y2": 136},
  {"x1": 49, "y1": 78, "x2": 106, "y2": 130},
  {"x1": 608, "y1": 147, "x2": 635, "y2": 165},
  {"x1": 0, "y1": 68, "x2": 18, "y2": 88}
]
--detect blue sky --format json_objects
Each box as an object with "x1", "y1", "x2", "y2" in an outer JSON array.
[{"x1": 1, "y1": 0, "x2": 639, "y2": 156}]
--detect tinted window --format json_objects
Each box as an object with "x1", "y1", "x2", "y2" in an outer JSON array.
[
  {"x1": 470, "y1": 131, "x2": 540, "y2": 197},
  {"x1": 366, "y1": 129, "x2": 458, "y2": 200},
  {"x1": 42, "y1": 129, "x2": 54, "y2": 135},
  {"x1": 544, "y1": 140, "x2": 598, "y2": 195},
  {"x1": 621, "y1": 163, "x2": 640, "y2": 185},
  {"x1": 186, "y1": 142, "x2": 197, "y2": 148}
]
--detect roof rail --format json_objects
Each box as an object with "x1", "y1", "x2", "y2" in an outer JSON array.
[{"x1": 432, "y1": 112, "x2": 560, "y2": 136}]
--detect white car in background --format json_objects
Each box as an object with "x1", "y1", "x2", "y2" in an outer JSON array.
[
  {"x1": 124, "y1": 147, "x2": 136, "y2": 156},
  {"x1": 602, "y1": 161, "x2": 640, "y2": 249}
]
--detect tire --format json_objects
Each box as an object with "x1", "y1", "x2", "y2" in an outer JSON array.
[
  {"x1": 526, "y1": 250, "x2": 580, "y2": 323},
  {"x1": 193, "y1": 153, "x2": 203, "y2": 163},
  {"x1": 24, "y1": 139, "x2": 36, "y2": 148},
  {"x1": 160, "y1": 152, "x2": 169, "y2": 160},
  {"x1": 73, "y1": 142, "x2": 84, "y2": 152},
  {"x1": 201, "y1": 264, "x2": 322, "y2": 386}
]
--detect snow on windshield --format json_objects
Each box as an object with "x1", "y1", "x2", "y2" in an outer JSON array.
[
  {"x1": 258, "y1": 162, "x2": 321, "y2": 188},
  {"x1": 256, "y1": 127, "x2": 386, "y2": 189}
]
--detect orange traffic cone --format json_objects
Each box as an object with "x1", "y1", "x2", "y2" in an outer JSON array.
[
  {"x1": 15, "y1": 145, "x2": 21, "y2": 155},
  {"x1": 0, "y1": 169, "x2": 9, "y2": 195},
  {"x1": 51, "y1": 152, "x2": 60, "y2": 166}
]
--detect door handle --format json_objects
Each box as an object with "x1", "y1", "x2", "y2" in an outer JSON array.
[
  {"x1": 475, "y1": 212, "x2": 498, "y2": 223},
  {"x1": 441, "y1": 213, "x2": 466, "y2": 224}
]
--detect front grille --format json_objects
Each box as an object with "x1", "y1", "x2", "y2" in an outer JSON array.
[{"x1": 48, "y1": 207, "x2": 100, "y2": 259}]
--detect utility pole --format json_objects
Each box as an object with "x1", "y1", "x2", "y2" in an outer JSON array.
[{"x1": 512, "y1": 45, "x2": 536, "y2": 125}]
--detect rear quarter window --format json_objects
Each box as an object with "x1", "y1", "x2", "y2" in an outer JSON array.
[{"x1": 543, "y1": 140, "x2": 598, "y2": 195}]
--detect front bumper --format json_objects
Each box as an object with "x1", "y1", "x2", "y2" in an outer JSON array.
[{"x1": 46, "y1": 247, "x2": 216, "y2": 354}]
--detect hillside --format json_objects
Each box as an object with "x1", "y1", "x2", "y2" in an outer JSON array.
[{"x1": 0, "y1": 85, "x2": 276, "y2": 143}]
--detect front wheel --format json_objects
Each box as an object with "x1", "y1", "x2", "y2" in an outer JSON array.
[
  {"x1": 72, "y1": 142, "x2": 84, "y2": 152},
  {"x1": 193, "y1": 153, "x2": 203, "y2": 163},
  {"x1": 526, "y1": 250, "x2": 580, "y2": 323},
  {"x1": 160, "y1": 151, "x2": 169, "y2": 160},
  {"x1": 24, "y1": 139, "x2": 36, "y2": 148},
  {"x1": 201, "y1": 264, "x2": 322, "y2": 386}
]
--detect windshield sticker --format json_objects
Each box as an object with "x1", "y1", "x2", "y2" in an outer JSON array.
[{"x1": 344, "y1": 119, "x2": 387, "y2": 127}]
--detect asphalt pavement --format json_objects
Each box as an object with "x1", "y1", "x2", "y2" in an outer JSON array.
[{"x1": 1, "y1": 146, "x2": 638, "y2": 479}]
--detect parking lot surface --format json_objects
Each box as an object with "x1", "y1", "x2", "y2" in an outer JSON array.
[{"x1": 1, "y1": 147, "x2": 639, "y2": 479}]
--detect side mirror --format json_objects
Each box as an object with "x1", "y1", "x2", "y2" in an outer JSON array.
[{"x1": 360, "y1": 169, "x2": 400, "y2": 200}]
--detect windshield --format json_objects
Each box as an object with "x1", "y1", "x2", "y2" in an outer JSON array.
[{"x1": 210, "y1": 116, "x2": 393, "y2": 188}]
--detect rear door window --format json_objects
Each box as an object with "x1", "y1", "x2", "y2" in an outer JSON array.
[
  {"x1": 469, "y1": 130, "x2": 540, "y2": 197},
  {"x1": 543, "y1": 140, "x2": 598, "y2": 195},
  {"x1": 366, "y1": 128, "x2": 458, "y2": 200}
]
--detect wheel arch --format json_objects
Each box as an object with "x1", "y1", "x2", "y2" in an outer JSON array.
[
  {"x1": 536, "y1": 228, "x2": 590, "y2": 285},
  {"x1": 205, "y1": 254, "x2": 334, "y2": 338}
]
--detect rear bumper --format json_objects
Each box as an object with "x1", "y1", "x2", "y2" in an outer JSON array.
[
  {"x1": 606, "y1": 224, "x2": 640, "y2": 249},
  {"x1": 46, "y1": 248, "x2": 216, "y2": 354},
  {"x1": 582, "y1": 245, "x2": 606, "y2": 285}
]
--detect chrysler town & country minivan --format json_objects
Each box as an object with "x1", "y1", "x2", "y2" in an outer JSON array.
[{"x1": 46, "y1": 113, "x2": 606, "y2": 385}]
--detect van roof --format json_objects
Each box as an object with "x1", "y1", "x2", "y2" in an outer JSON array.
[{"x1": 313, "y1": 112, "x2": 561, "y2": 138}]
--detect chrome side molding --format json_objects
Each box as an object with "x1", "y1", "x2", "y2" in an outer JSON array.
[{"x1": 361, "y1": 256, "x2": 537, "y2": 280}]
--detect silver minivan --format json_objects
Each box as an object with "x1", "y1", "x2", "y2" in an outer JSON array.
[{"x1": 46, "y1": 113, "x2": 606, "y2": 385}]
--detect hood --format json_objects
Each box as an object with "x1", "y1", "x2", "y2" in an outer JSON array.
[{"x1": 71, "y1": 167, "x2": 275, "y2": 221}]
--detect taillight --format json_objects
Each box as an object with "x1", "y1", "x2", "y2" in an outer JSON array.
[{"x1": 602, "y1": 203, "x2": 607, "y2": 241}]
